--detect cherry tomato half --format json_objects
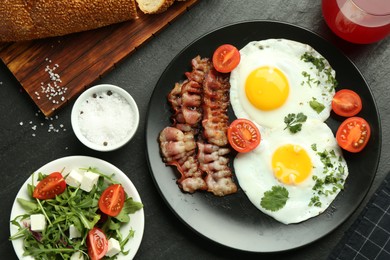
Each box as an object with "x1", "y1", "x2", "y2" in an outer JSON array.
[
  {"x1": 87, "y1": 227, "x2": 108, "y2": 260},
  {"x1": 228, "y1": 119, "x2": 261, "y2": 153},
  {"x1": 98, "y1": 184, "x2": 125, "y2": 217},
  {"x1": 33, "y1": 172, "x2": 66, "y2": 200},
  {"x1": 332, "y1": 89, "x2": 362, "y2": 117},
  {"x1": 336, "y1": 117, "x2": 371, "y2": 153},
  {"x1": 212, "y1": 44, "x2": 240, "y2": 73}
]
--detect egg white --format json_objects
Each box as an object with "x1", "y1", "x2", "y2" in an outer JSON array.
[
  {"x1": 230, "y1": 39, "x2": 336, "y2": 129},
  {"x1": 234, "y1": 119, "x2": 348, "y2": 224}
]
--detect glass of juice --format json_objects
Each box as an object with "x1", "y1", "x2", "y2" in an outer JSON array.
[{"x1": 322, "y1": 0, "x2": 390, "y2": 44}]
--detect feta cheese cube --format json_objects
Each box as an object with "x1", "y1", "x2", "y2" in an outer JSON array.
[
  {"x1": 70, "y1": 251, "x2": 84, "y2": 260},
  {"x1": 80, "y1": 171, "x2": 100, "y2": 192},
  {"x1": 30, "y1": 214, "x2": 46, "y2": 232},
  {"x1": 105, "y1": 237, "x2": 121, "y2": 257},
  {"x1": 65, "y1": 169, "x2": 84, "y2": 187},
  {"x1": 69, "y1": 224, "x2": 81, "y2": 239}
]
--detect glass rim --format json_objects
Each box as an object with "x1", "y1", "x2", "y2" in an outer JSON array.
[{"x1": 351, "y1": 0, "x2": 390, "y2": 16}]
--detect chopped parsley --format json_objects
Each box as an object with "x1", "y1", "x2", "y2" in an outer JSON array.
[
  {"x1": 284, "y1": 113, "x2": 307, "y2": 133},
  {"x1": 309, "y1": 196, "x2": 322, "y2": 207},
  {"x1": 309, "y1": 98, "x2": 325, "y2": 114},
  {"x1": 301, "y1": 52, "x2": 326, "y2": 72},
  {"x1": 260, "y1": 186, "x2": 289, "y2": 212},
  {"x1": 300, "y1": 52, "x2": 338, "y2": 91},
  {"x1": 309, "y1": 148, "x2": 346, "y2": 207},
  {"x1": 325, "y1": 67, "x2": 338, "y2": 90},
  {"x1": 301, "y1": 71, "x2": 320, "y2": 87}
]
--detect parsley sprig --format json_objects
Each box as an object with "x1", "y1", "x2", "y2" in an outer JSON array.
[
  {"x1": 284, "y1": 113, "x2": 307, "y2": 133},
  {"x1": 260, "y1": 186, "x2": 289, "y2": 212}
]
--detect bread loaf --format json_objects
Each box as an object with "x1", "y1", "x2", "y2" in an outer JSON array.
[
  {"x1": 136, "y1": 0, "x2": 175, "y2": 14},
  {"x1": 0, "y1": 0, "x2": 138, "y2": 42}
]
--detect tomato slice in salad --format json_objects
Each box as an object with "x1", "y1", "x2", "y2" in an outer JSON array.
[
  {"x1": 33, "y1": 172, "x2": 66, "y2": 200},
  {"x1": 87, "y1": 227, "x2": 108, "y2": 260},
  {"x1": 98, "y1": 184, "x2": 125, "y2": 217},
  {"x1": 212, "y1": 44, "x2": 240, "y2": 73},
  {"x1": 227, "y1": 118, "x2": 261, "y2": 153},
  {"x1": 336, "y1": 117, "x2": 371, "y2": 153},
  {"x1": 332, "y1": 89, "x2": 362, "y2": 117}
]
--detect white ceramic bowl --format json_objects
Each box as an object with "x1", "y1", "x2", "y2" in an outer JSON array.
[
  {"x1": 71, "y1": 84, "x2": 139, "y2": 152},
  {"x1": 10, "y1": 156, "x2": 145, "y2": 260}
]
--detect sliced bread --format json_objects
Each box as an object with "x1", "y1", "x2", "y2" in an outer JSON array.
[{"x1": 136, "y1": 0, "x2": 176, "y2": 14}]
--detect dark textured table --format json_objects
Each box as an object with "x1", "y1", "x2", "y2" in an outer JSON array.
[{"x1": 1, "y1": 1, "x2": 389, "y2": 259}]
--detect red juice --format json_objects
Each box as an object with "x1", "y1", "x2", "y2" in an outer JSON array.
[{"x1": 322, "y1": 0, "x2": 390, "y2": 44}]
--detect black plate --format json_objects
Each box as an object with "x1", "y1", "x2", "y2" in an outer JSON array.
[{"x1": 145, "y1": 21, "x2": 381, "y2": 253}]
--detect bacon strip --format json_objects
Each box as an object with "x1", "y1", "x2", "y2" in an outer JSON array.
[
  {"x1": 159, "y1": 127, "x2": 206, "y2": 193},
  {"x1": 202, "y1": 67, "x2": 230, "y2": 146},
  {"x1": 197, "y1": 142, "x2": 237, "y2": 196},
  {"x1": 198, "y1": 67, "x2": 237, "y2": 196},
  {"x1": 159, "y1": 55, "x2": 237, "y2": 196}
]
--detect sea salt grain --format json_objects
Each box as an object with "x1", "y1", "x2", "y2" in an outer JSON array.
[
  {"x1": 18, "y1": 110, "x2": 67, "y2": 137},
  {"x1": 77, "y1": 90, "x2": 135, "y2": 147}
]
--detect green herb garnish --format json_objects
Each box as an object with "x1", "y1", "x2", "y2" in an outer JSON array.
[
  {"x1": 301, "y1": 52, "x2": 326, "y2": 72},
  {"x1": 309, "y1": 196, "x2": 322, "y2": 207},
  {"x1": 284, "y1": 113, "x2": 307, "y2": 133},
  {"x1": 301, "y1": 71, "x2": 320, "y2": 87},
  {"x1": 301, "y1": 52, "x2": 338, "y2": 91},
  {"x1": 260, "y1": 186, "x2": 289, "y2": 212},
  {"x1": 309, "y1": 148, "x2": 347, "y2": 207},
  {"x1": 309, "y1": 98, "x2": 325, "y2": 114}
]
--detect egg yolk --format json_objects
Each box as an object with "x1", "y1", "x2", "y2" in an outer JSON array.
[
  {"x1": 272, "y1": 144, "x2": 312, "y2": 185},
  {"x1": 245, "y1": 66, "x2": 289, "y2": 110}
]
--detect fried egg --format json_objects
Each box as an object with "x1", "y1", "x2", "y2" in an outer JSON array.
[
  {"x1": 230, "y1": 39, "x2": 336, "y2": 129},
  {"x1": 234, "y1": 119, "x2": 348, "y2": 224}
]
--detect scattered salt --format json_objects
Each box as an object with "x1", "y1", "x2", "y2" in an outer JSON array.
[
  {"x1": 34, "y1": 59, "x2": 67, "y2": 106},
  {"x1": 77, "y1": 90, "x2": 135, "y2": 147},
  {"x1": 18, "y1": 110, "x2": 67, "y2": 137}
]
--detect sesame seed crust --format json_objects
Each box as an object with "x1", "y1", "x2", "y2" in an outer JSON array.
[{"x1": 0, "y1": 0, "x2": 138, "y2": 42}]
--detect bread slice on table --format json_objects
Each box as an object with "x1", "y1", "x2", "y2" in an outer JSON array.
[
  {"x1": 0, "y1": 0, "x2": 138, "y2": 42},
  {"x1": 136, "y1": 0, "x2": 176, "y2": 14}
]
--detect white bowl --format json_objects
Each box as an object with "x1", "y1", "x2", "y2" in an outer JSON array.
[
  {"x1": 10, "y1": 156, "x2": 145, "y2": 260},
  {"x1": 71, "y1": 84, "x2": 139, "y2": 151}
]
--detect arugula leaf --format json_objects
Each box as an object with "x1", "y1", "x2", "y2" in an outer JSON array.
[
  {"x1": 122, "y1": 198, "x2": 144, "y2": 214},
  {"x1": 260, "y1": 186, "x2": 289, "y2": 212},
  {"x1": 115, "y1": 198, "x2": 144, "y2": 223},
  {"x1": 284, "y1": 113, "x2": 307, "y2": 133},
  {"x1": 309, "y1": 98, "x2": 325, "y2": 114},
  {"x1": 17, "y1": 198, "x2": 38, "y2": 212}
]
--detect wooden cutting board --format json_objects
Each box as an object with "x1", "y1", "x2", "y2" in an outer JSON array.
[{"x1": 0, "y1": 0, "x2": 199, "y2": 117}]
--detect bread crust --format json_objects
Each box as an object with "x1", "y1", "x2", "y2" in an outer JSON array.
[
  {"x1": 0, "y1": 0, "x2": 138, "y2": 42},
  {"x1": 136, "y1": 0, "x2": 175, "y2": 14}
]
